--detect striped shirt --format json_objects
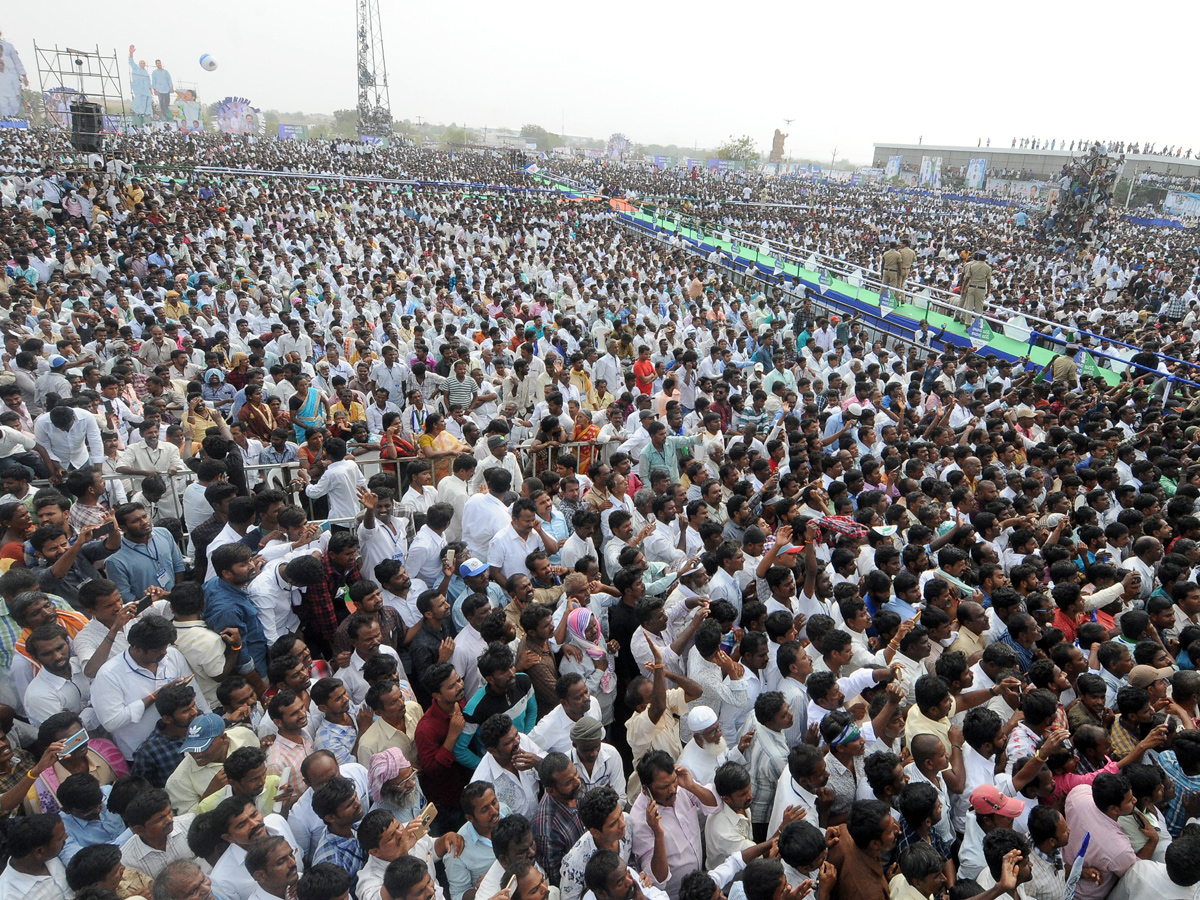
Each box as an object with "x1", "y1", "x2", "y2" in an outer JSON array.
[{"x1": 444, "y1": 374, "x2": 478, "y2": 409}]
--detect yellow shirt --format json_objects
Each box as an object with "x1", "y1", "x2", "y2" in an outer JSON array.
[
  {"x1": 627, "y1": 687, "x2": 689, "y2": 762},
  {"x1": 903, "y1": 698, "x2": 957, "y2": 753},
  {"x1": 948, "y1": 627, "x2": 986, "y2": 660},
  {"x1": 165, "y1": 726, "x2": 259, "y2": 813},
  {"x1": 356, "y1": 702, "x2": 424, "y2": 769},
  {"x1": 331, "y1": 400, "x2": 366, "y2": 422},
  {"x1": 195, "y1": 774, "x2": 280, "y2": 816}
]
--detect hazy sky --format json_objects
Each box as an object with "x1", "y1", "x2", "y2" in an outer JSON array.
[{"x1": 5, "y1": 0, "x2": 1192, "y2": 163}]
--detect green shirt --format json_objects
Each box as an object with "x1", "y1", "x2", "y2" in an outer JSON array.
[{"x1": 639, "y1": 435, "x2": 695, "y2": 481}]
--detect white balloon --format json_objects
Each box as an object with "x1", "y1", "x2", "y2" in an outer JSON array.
[{"x1": 199, "y1": 54, "x2": 217, "y2": 72}]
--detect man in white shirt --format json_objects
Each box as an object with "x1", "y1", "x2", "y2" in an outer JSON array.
[
  {"x1": 209, "y1": 796, "x2": 303, "y2": 900},
  {"x1": 406, "y1": 504, "x2": 453, "y2": 588},
  {"x1": 437, "y1": 455, "x2": 476, "y2": 544},
  {"x1": 529, "y1": 674, "x2": 602, "y2": 754},
  {"x1": 242, "y1": 834, "x2": 299, "y2": 900},
  {"x1": 120, "y1": 791, "x2": 200, "y2": 878},
  {"x1": 24, "y1": 624, "x2": 99, "y2": 729},
  {"x1": 248, "y1": 553, "x2": 324, "y2": 646},
  {"x1": 488, "y1": 498, "x2": 554, "y2": 582},
  {"x1": 677, "y1": 706, "x2": 749, "y2": 787},
  {"x1": 34, "y1": 405, "x2": 104, "y2": 478},
  {"x1": 0, "y1": 815, "x2": 72, "y2": 900},
  {"x1": 358, "y1": 489, "x2": 409, "y2": 585},
  {"x1": 642, "y1": 496, "x2": 688, "y2": 569},
  {"x1": 339, "y1": 618, "x2": 402, "y2": 706},
  {"x1": 398, "y1": 461, "x2": 439, "y2": 518},
  {"x1": 304, "y1": 438, "x2": 366, "y2": 522},
  {"x1": 471, "y1": 718, "x2": 544, "y2": 820},
  {"x1": 766, "y1": 742, "x2": 828, "y2": 836},
  {"x1": 92, "y1": 614, "x2": 212, "y2": 759}
]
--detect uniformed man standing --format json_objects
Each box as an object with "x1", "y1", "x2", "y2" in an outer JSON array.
[
  {"x1": 898, "y1": 238, "x2": 918, "y2": 292},
  {"x1": 881, "y1": 241, "x2": 902, "y2": 289},
  {"x1": 958, "y1": 250, "x2": 992, "y2": 325}
]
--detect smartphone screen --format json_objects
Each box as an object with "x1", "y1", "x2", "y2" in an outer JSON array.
[
  {"x1": 93, "y1": 521, "x2": 115, "y2": 538},
  {"x1": 59, "y1": 728, "x2": 88, "y2": 758}
]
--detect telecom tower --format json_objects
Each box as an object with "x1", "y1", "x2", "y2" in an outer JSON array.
[{"x1": 356, "y1": 0, "x2": 392, "y2": 139}]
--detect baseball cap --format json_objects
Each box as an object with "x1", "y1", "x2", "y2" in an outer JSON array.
[
  {"x1": 1128, "y1": 665, "x2": 1174, "y2": 689},
  {"x1": 970, "y1": 785, "x2": 1026, "y2": 818},
  {"x1": 1014, "y1": 405, "x2": 1036, "y2": 419},
  {"x1": 180, "y1": 713, "x2": 227, "y2": 754},
  {"x1": 48, "y1": 355, "x2": 68, "y2": 369},
  {"x1": 459, "y1": 558, "x2": 489, "y2": 578}
]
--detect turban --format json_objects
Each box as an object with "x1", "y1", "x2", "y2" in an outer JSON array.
[{"x1": 368, "y1": 747, "x2": 410, "y2": 803}]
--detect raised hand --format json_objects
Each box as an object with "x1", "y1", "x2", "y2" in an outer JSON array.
[
  {"x1": 646, "y1": 797, "x2": 662, "y2": 832},
  {"x1": 998, "y1": 849, "x2": 1021, "y2": 892}
]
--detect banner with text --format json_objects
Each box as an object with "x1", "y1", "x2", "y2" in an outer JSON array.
[{"x1": 277, "y1": 123, "x2": 309, "y2": 141}]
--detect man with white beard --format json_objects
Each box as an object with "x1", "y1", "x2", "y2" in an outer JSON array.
[
  {"x1": 676, "y1": 707, "x2": 750, "y2": 786},
  {"x1": 365, "y1": 747, "x2": 424, "y2": 823}
]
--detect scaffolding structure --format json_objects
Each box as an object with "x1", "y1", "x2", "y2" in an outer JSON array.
[
  {"x1": 33, "y1": 42, "x2": 127, "y2": 132},
  {"x1": 356, "y1": 0, "x2": 392, "y2": 139}
]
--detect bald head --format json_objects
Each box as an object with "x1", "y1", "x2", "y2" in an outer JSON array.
[{"x1": 910, "y1": 733, "x2": 944, "y2": 771}]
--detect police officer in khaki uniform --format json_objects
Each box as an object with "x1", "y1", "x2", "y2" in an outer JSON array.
[
  {"x1": 881, "y1": 241, "x2": 902, "y2": 289},
  {"x1": 898, "y1": 238, "x2": 917, "y2": 290},
  {"x1": 958, "y1": 250, "x2": 992, "y2": 325}
]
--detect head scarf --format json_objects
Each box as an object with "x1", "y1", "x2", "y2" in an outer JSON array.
[
  {"x1": 204, "y1": 368, "x2": 223, "y2": 383},
  {"x1": 368, "y1": 747, "x2": 410, "y2": 804},
  {"x1": 566, "y1": 607, "x2": 615, "y2": 693},
  {"x1": 829, "y1": 722, "x2": 862, "y2": 750},
  {"x1": 230, "y1": 352, "x2": 248, "y2": 368}
]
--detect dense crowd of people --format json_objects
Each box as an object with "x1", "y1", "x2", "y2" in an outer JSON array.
[{"x1": 2, "y1": 124, "x2": 1200, "y2": 900}]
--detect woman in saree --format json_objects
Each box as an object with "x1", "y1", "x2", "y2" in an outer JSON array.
[
  {"x1": 297, "y1": 428, "x2": 325, "y2": 478},
  {"x1": 268, "y1": 395, "x2": 290, "y2": 432},
  {"x1": 237, "y1": 383, "x2": 276, "y2": 441},
  {"x1": 290, "y1": 374, "x2": 328, "y2": 443},
  {"x1": 380, "y1": 412, "x2": 417, "y2": 476},
  {"x1": 0, "y1": 501, "x2": 33, "y2": 560},
  {"x1": 572, "y1": 410, "x2": 602, "y2": 475},
  {"x1": 418, "y1": 412, "x2": 468, "y2": 482}
]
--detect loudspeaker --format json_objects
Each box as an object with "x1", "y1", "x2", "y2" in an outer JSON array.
[{"x1": 70, "y1": 101, "x2": 103, "y2": 153}]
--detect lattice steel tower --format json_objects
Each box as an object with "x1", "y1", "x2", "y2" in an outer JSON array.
[{"x1": 356, "y1": 0, "x2": 392, "y2": 138}]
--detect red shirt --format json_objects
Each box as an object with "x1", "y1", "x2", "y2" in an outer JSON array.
[
  {"x1": 414, "y1": 700, "x2": 471, "y2": 810},
  {"x1": 632, "y1": 359, "x2": 655, "y2": 395}
]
